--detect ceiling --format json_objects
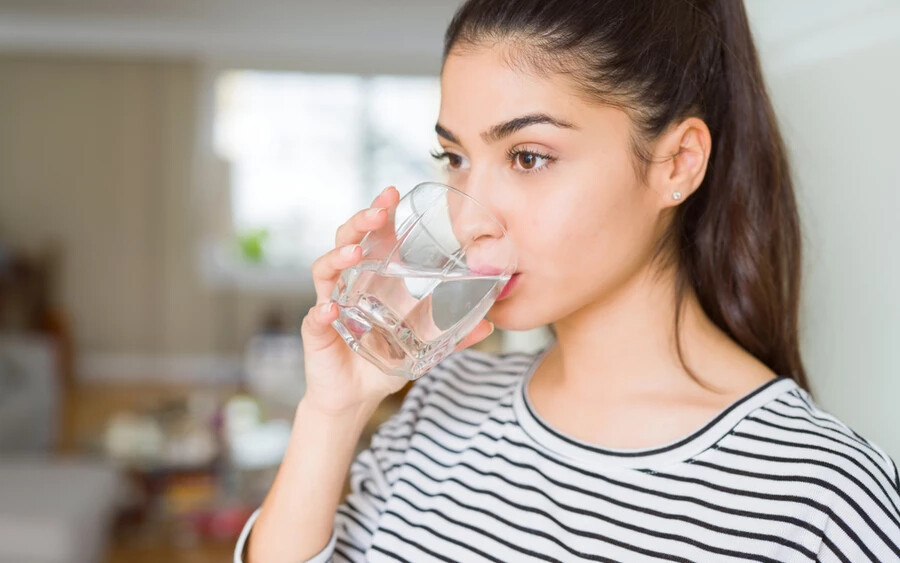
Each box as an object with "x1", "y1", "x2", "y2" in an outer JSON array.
[{"x1": 0, "y1": 0, "x2": 897, "y2": 74}]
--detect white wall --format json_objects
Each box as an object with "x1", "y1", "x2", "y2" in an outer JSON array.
[{"x1": 765, "y1": 38, "x2": 900, "y2": 458}]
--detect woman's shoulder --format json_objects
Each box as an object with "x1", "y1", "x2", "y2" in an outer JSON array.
[
  {"x1": 741, "y1": 386, "x2": 900, "y2": 563},
  {"x1": 742, "y1": 383, "x2": 900, "y2": 497},
  {"x1": 427, "y1": 346, "x2": 540, "y2": 391},
  {"x1": 410, "y1": 347, "x2": 541, "y2": 412}
]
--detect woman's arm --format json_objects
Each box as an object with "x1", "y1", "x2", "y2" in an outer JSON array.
[
  {"x1": 242, "y1": 397, "x2": 380, "y2": 563},
  {"x1": 235, "y1": 368, "x2": 434, "y2": 563}
]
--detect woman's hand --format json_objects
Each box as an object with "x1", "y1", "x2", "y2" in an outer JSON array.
[{"x1": 299, "y1": 185, "x2": 495, "y2": 416}]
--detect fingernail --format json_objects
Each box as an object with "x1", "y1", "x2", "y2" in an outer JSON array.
[
  {"x1": 366, "y1": 207, "x2": 385, "y2": 218},
  {"x1": 320, "y1": 301, "x2": 333, "y2": 315},
  {"x1": 372, "y1": 186, "x2": 393, "y2": 204},
  {"x1": 340, "y1": 244, "x2": 358, "y2": 258},
  {"x1": 486, "y1": 321, "x2": 495, "y2": 336}
]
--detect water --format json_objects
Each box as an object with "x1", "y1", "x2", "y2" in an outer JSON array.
[{"x1": 330, "y1": 260, "x2": 509, "y2": 380}]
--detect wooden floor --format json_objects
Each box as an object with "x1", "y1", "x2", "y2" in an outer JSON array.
[{"x1": 106, "y1": 542, "x2": 237, "y2": 563}]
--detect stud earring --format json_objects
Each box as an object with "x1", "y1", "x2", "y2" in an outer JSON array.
[{"x1": 672, "y1": 191, "x2": 682, "y2": 201}]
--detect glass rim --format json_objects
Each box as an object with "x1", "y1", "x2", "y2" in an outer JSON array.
[{"x1": 409, "y1": 181, "x2": 516, "y2": 269}]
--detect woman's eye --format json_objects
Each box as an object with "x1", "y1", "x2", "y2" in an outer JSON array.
[
  {"x1": 515, "y1": 152, "x2": 540, "y2": 170},
  {"x1": 430, "y1": 148, "x2": 554, "y2": 174},
  {"x1": 447, "y1": 154, "x2": 463, "y2": 168},
  {"x1": 509, "y1": 149, "x2": 555, "y2": 173},
  {"x1": 429, "y1": 149, "x2": 468, "y2": 170}
]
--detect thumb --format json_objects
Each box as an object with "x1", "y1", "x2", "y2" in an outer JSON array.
[{"x1": 454, "y1": 320, "x2": 495, "y2": 352}]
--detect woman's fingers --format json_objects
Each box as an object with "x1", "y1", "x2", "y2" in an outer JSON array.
[
  {"x1": 370, "y1": 185, "x2": 399, "y2": 210},
  {"x1": 311, "y1": 243, "x2": 363, "y2": 305},
  {"x1": 454, "y1": 319, "x2": 495, "y2": 352},
  {"x1": 312, "y1": 186, "x2": 401, "y2": 306},
  {"x1": 300, "y1": 301, "x2": 341, "y2": 352},
  {"x1": 334, "y1": 186, "x2": 399, "y2": 247},
  {"x1": 334, "y1": 206, "x2": 387, "y2": 248}
]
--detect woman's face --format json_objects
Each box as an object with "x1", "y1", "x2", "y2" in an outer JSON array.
[{"x1": 437, "y1": 45, "x2": 672, "y2": 331}]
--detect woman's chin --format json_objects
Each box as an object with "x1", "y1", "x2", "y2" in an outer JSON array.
[{"x1": 487, "y1": 300, "x2": 546, "y2": 333}]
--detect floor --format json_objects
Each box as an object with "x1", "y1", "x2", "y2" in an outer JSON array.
[{"x1": 106, "y1": 542, "x2": 237, "y2": 563}]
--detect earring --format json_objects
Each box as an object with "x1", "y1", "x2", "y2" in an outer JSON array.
[{"x1": 672, "y1": 191, "x2": 682, "y2": 201}]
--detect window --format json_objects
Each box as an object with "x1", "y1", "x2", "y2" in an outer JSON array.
[{"x1": 205, "y1": 70, "x2": 442, "y2": 289}]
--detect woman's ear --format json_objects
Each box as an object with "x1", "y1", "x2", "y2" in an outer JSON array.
[{"x1": 647, "y1": 117, "x2": 711, "y2": 208}]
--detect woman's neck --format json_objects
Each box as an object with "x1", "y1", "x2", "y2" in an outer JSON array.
[{"x1": 526, "y1": 259, "x2": 776, "y2": 450}]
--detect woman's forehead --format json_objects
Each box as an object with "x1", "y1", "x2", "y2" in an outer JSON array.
[{"x1": 438, "y1": 49, "x2": 586, "y2": 135}]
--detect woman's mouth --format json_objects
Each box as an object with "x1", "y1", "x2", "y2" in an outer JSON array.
[{"x1": 497, "y1": 273, "x2": 521, "y2": 300}]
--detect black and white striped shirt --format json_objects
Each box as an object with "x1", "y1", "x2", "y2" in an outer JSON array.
[{"x1": 235, "y1": 347, "x2": 900, "y2": 562}]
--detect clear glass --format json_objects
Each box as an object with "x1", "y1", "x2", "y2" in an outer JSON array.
[{"x1": 330, "y1": 181, "x2": 516, "y2": 380}]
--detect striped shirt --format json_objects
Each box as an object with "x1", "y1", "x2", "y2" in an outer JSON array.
[{"x1": 235, "y1": 346, "x2": 900, "y2": 562}]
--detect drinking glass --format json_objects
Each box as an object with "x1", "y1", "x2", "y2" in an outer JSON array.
[{"x1": 330, "y1": 181, "x2": 516, "y2": 380}]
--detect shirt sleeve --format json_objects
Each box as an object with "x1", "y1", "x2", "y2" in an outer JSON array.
[
  {"x1": 234, "y1": 509, "x2": 335, "y2": 563},
  {"x1": 814, "y1": 450, "x2": 900, "y2": 562},
  {"x1": 233, "y1": 373, "x2": 432, "y2": 563}
]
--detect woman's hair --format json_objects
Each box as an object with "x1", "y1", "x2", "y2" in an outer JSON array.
[{"x1": 443, "y1": 0, "x2": 809, "y2": 392}]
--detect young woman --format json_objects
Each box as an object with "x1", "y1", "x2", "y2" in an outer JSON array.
[{"x1": 237, "y1": 1, "x2": 900, "y2": 561}]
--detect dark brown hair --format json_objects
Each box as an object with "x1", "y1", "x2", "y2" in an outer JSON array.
[{"x1": 443, "y1": 0, "x2": 809, "y2": 392}]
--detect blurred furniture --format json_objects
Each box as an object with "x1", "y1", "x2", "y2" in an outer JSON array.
[
  {"x1": 243, "y1": 333, "x2": 306, "y2": 410},
  {"x1": 65, "y1": 381, "x2": 261, "y2": 553},
  {"x1": 0, "y1": 335, "x2": 60, "y2": 451},
  {"x1": 0, "y1": 243, "x2": 74, "y2": 389}
]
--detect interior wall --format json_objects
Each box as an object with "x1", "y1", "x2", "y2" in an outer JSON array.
[{"x1": 766, "y1": 39, "x2": 900, "y2": 458}]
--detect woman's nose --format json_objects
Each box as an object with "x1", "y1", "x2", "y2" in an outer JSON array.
[
  {"x1": 453, "y1": 200, "x2": 503, "y2": 246},
  {"x1": 446, "y1": 178, "x2": 513, "y2": 272},
  {"x1": 446, "y1": 177, "x2": 504, "y2": 245}
]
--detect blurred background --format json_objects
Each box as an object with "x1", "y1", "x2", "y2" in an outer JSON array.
[{"x1": 0, "y1": 1, "x2": 897, "y2": 561}]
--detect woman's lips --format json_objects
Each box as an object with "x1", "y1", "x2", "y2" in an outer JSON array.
[
  {"x1": 497, "y1": 273, "x2": 521, "y2": 300},
  {"x1": 469, "y1": 265, "x2": 505, "y2": 276},
  {"x1": 468, "y1": 265, "x2": 520, "y2": 300}
]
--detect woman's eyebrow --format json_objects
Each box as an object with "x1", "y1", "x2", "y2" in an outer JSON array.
[{"x1": 435, "y1": 113, "x2": 577, "y2": 145}]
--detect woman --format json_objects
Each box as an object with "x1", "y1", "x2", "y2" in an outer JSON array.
[{"x1": 237, "y1": 0, "x2": 900, "y2": 561}]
